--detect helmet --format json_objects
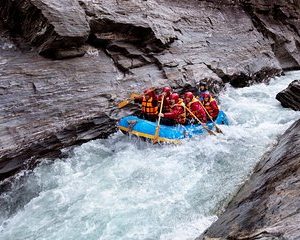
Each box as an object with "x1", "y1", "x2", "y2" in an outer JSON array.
[
  {"x1": 169, "y1": 93, "x2": 179, "y2": 102},
  {"x1": 202, "y1": 93, "x2": 210, "y2": 99},
  {"x1": 162, "y1": 86, "x2": 171, "y2": 93},
  {"x1": 144, "y1": 89, "x2": 154, "y2": 96},
  {"x1": 199, "y1": 82, "x2": 207, "y2": 87},
  {"x1": 184, "y1": 92, "x2": 194, "y2": 100}
]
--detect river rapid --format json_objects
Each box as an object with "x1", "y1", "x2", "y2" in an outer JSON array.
[{"x1": 1, "y1": 71, "x2": 300, "y2": 240}]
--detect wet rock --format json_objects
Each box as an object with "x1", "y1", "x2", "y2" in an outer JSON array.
[
  {"x1": 197, "y1": 119, "x2": 300, "y2": 240},
  {"x1": 276, "y1": 80, "x2": 300, "y2": 110},
  {"x1": 240, "y1": 0, "x2": 300, "y2": 70},
  {"x1": 0, "y1": 0, "x2": 90, "y2": 58},
  {"x1": 0, "y1": 36, "x2": 120, "y2": 178}
]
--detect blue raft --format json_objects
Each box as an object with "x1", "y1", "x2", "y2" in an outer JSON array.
[{"x1": 118, "y1": 111, "x2": 229, "y2": 143}]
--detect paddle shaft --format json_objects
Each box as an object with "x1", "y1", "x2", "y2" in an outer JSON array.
[
  {"x1": 153, "y1": 95, "x2": 165, "y2": 142},
  {"x1": 184, "y1": 106, "x2": 216, "y2": 136},
  {"x1": 197, "y1": 99, "x2": 224, "y2": 134},
  {"x1": 117, "y1": 93, "x2": 141, "y2": 108}
]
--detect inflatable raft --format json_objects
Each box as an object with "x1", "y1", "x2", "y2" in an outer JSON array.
[{"x1": 118, "y1": 111, "x2": 229, "y2": 143}]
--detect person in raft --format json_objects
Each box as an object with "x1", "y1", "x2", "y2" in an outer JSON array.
[
  {"x1": 183, "y1": 92, "x2": 207, "y2": 124},
  {"x1": 202, "y1": 93, "x2": 219, "y2": 120},
  {"x1": 158, "y1": 93, "x2": 186, "y2": 126},
  {"x1": 134, "y1": 88, "x2": 158, "y2": 122},
  {"x1": 158, "y1": 86, "x2": 172, "y2": 113},
  {"x1": 197, "y1": 82, "x2": 210, "y2": 101}
]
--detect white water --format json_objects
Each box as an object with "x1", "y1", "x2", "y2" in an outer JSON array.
[{"x1": 1, "y1": 72, "x2": 300, "y2": 240}]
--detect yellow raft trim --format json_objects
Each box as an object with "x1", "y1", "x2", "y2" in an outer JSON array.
[{"x1": 118, "y1": 126, "x2": 181, "y2": 144}]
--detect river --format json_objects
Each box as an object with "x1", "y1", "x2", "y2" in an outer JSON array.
[{"x1": 1, "y1": 71, "x2": 300, "y2": 240}]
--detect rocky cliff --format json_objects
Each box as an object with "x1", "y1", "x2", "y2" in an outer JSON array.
[
  {"x1": 1, "y1": 0, "x2": 300, "y2": 177},
  {"x1": 197, "y1": 118, "x2": 300, "y2": 240}
]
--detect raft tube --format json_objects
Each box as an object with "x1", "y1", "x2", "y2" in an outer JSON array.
[{"x1": 118, "y1": 111, "x2": 229, "y2": 143}]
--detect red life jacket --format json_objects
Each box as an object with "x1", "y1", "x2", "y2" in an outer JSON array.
[
  {"x1": 186, "y1": 97, "x2": 200, "y2": 118},
  {"x1": 187, "y1": 97, "x2": 207, "y2": 122},
  {"x1": 172, "y1": 99, "x2": 186, "y2": 124},
  {"x1": 203, "y1": 97, "x2": 219, "y2": 118}
]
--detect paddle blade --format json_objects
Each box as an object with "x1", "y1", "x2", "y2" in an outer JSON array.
[
  {"x1": 153, "y1": 126, "x2": 160, "y2": 142},
  {"x1": 117, "y1": 93, "x2": 141, "y2": 108},
  {"x1": 207, "y1": 129, "x2": 217, "y2": 136},
  {"x1": 203, "y1": 126, "x2": 217, "y2": 136},
  {"x1": 117, "y1": 99, "x2": 131, "y2": 108},
  {"x1": 152, "y1": 137, "x2": 159, "y2": 144},
  {"x1": 215, "y1": 126, "x2": 224, "y2": 134},
  {"x1": 129, "y1": 93, "x2": 141, "y2": 100}
]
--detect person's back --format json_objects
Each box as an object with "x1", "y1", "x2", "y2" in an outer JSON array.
[
  {"x1": 184, "y1": 92, "x2": 207, "y2": 123},
  {"x1": 134, "y1": 89, "x2": 158, "y2": 122}
]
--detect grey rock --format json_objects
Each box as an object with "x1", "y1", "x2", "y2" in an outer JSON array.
[
  {"x1": 0, "y1": 0, "x2": 90, "y2": 58},
  {"x1": 197, "y1": 119, "x2": 300, "y2": 240},
  {"x1": 276, "y1": 80, "x2": 300, "y2": 110}
]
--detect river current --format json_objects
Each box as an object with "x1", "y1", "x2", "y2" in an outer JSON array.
[{"x1": 1, "y1": 71, "x2": 300, "y2": 240}]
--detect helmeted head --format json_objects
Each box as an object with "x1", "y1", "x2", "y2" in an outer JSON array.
[
  {"x1": 162, "y1": 86, "x2": 172, "y2": 97},
  {"x1": 184, "y1": 92, "x2": 194, "y2": 103},
  {"x1": 199, "y1": 82, "x2": 208, "y2": 91},
  {"x1": 169, "y1": 93, "x2": 179, "y2": 104},
  {"x1": 144, "y1": 89, "x2": 155, "y2": 100},
  {"x1": 202, "y1": 93, "x2": 211, "y2": 102}
]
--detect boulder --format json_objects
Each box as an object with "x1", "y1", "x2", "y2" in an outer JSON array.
[{"x1": 276, "y1": 80, "x2": 300, "y2": 110}]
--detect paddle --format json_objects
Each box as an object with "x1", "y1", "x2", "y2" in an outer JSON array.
[
  {"x1": 117, "y1": 93, "x2": 141, "y2": 108},
  {"x1": 184, "y1": 106, "x2": 217, "y2": 136},
  {"x1": 196, "y1": 99, "x2": 224, "y2": 134},
  {"x1": 153, "y1": 95, "x2": 164, "y2": 143}
]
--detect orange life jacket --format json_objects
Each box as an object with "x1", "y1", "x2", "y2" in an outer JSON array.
[{"x1": 141, "y1": 96, "x2": 158, "y2": 115}]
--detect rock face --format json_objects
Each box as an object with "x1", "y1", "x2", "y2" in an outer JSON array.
[
  {"x1": 276, "y1": 80, "x2": 300, "y2": 110},
  {"x1": 0, "y1": 0, "x2": 90, "y2": 57},
  {"x1": 0, "y1": 0, "x2": 300, "y2": 177},
  {"x1": 197, "y1": 119, "x2": 300, "y2": 240}
]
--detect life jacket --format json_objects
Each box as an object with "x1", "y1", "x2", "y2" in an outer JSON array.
[
  {"x1": 172, "y1": 99, "x2": 186, "y2": 124},
  {"x1": 203, "y1": 97, "x2": 219, "y2": 118},
  {"x1": 186, "y1": 97, "x2": 199, "y2": 119},
  {"x1": 141, "y1": 96, "x2": 158, "y2": 115}
]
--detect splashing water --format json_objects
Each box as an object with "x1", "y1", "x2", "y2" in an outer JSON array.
[{"x1": 1, "y1": 71, "x2": 300, "y2": 240}]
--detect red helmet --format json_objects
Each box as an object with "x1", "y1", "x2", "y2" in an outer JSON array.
[
  {"x1": 144, "y1": 89, "x2": 154, "y2": 96},
  {"x1": 203, "y1": 93, "x2": 211, "y2": 99},
  {"x1": 169, "y1": 93, "x2": 179, "y2": 102},
  {"x1": 162, "y1": 87, "x2": 171, "y2": 93},
  {"x1": 184, "y1": 92, "x2": 194, "y2": 100}
]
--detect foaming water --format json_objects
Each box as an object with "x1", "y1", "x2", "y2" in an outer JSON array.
[{"x1": 1, "y1": 72, "x2": 300, "y2": 240}]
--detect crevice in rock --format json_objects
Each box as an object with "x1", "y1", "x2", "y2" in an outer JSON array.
[
  {"x1": 89, "y1": 17, "x2": 169, "y2": 50},
  {"x1": 0, "y1": 0, "x2": 90, "y2": 59},
  {"x1": 87, "y1": 17, "x2": 172, "y2": 75},
  {"x1": 241, "y1": 2, "x2": 300, "y2": 70}
]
